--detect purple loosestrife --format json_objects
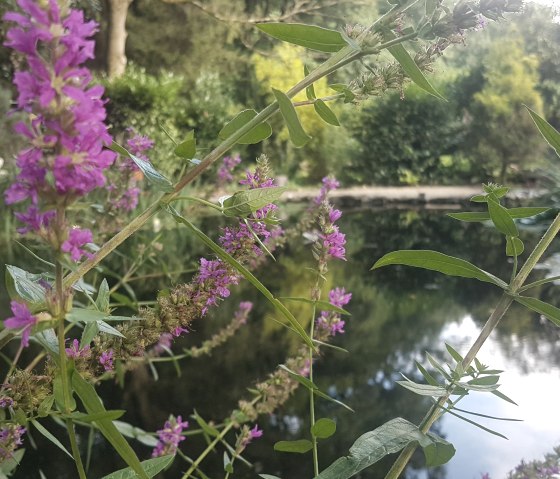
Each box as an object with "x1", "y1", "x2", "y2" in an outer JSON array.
[
  {"x1": 3, "y1": 301, "x2": 38, "y2": 348},
  {"x1": 313, "y1": 175, "x2": 340, "y2": 205},
  {"x1": 4, "y1": 0, "x2": 115, "y2": 257},
  {"x1": 65, "y1": 339, "x2": 91, "y2": 359},
  {"x1": 99, "y1": 350, "x2": 114, "y2": 371},
  {"x1": 217, "y1": 154, "x2": 241, "y2": 185},
  {"x1": 316, "y1": 287, "x2": 352, "y2": 337},
  {"x1": 238, "y1": 424, "x2": 263, "y2": 448},
  {"x1": 0, "y1": 425, "x2": 25, "y2": 462},
  {"x1": 60, "y1": 227, "x2": 93, "y2": 261},
  {"x1": 152, "y1": 415, "x2": 189, "y2": 457}
]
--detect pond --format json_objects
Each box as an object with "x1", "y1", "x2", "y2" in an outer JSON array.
[{"x1": 3, "y1": 206, "x2": 560, "y2": 479}]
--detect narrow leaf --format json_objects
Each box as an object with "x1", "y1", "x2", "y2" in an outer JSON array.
[
  {"x1": 313, "y1": 389, "x2": 354, "y2": 412},
  {"x1": 304, "y1": 65, "x2": 316, "y2": 100},
  {"x1": 387, "y1": 42, "x2": 445, "y2": 100},
  {"x1": 96, "y1": 279, "x2": 110, "y2": 312},
  {"x1": 415, "y1": 361, "x2": 439, "y2": 387},
  {"x1": 166, "y1": 207, "x2": 314, "y2": 349},
  {"x1": 397, "y1": 375, "x2": 448, "y2": 397},
  {"x1": 218, "y1": 109, "x2": 273, "y2": 145},
  {"x1": 72, "y1": 372, "x2": 149, "y2": 479},
  {"x1": 280, "y1": 297, "x2": 350, "y2": 315},
  {"x1": 371, "y1": 250, "x2": 507, "y2": 288},
  {"x1": 448, "y1": 207, "x2": 549, "y2": 222},
  {"x1": 193, "y1": 410, "x2": 220, "y2": 437},
  {"x1": 279, "y1": 364, "x2": 317, "y2": 390},
  {"x1": 30, "y1": 419, "x2": 73, "y2": 459},
  {"x1": 426, "y1": 352, "x2": 452, "y2": 380},
  {"x1": 491, "y1": 390, "x2": 518, "y2": 406},
  {"x1": 109, "y1": 141, "x2": 173, "y2": 192},
  {"x1": 451, "y1": 407, "x2": 522, "y2": 422},
  {"x1": 274, "y1": 440, "x2": 313, "y2": 453},
  {"x1": 311, "y1": 418, "x2": 337, "y2": 439},
  {"x1": 526, "y1": 106, "x2": 560, "y2": 157},
  {"x1": 272, "y1": 88, "x2": 311, "y2": 147},
  {"x1": 256, "y1": 23, "x2": 347, "y2": 52},
  {"x1": 314, "y1": 99, "x2": 340, "y2": 126},
  {"x1": 467, "y1": 375, "x2": 499, "y2": 386},
  {"x1": 101, "y1": 455, "x2": 174, "y2": 479},
  {"x1": 445, "y1": 343, "x2": 463, "y2": 363},
  {"x1": 444, "y1": 409, "x2": 508, "y2": 439},
  {"x1": 488, "y1": 198, "x2": 518, "y2": 237},
  {"x1": 514, "y1": 296, "x2": 560, "y2": 327}
]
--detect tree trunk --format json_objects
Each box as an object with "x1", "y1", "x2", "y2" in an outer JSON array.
[{"x1": 107, "y1": 0, "x2": 133, "y2": 79}]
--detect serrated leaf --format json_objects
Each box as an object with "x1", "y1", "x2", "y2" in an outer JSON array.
[
  {"x1": 174, "y1": 131, "x2": 196, "y2": 159},
  {"x1": 101, "y1": 455, "x2": 174, "y2": 479},
  {"x1": 311, "y1": 418, "x2": 336, "y2": 439},
  {"x1": 274, "y1": 439, "x2": 313, "y2": 453},
  {"x1": 272, "y1": 88, "x2": 311, "y2": 147},
  {"x1": 526, "y1": 106, "x2": 560, "y2": 157},
  {"x1": 387, "y1": 42, "x2": 445, "y2": 100},
  {"x1": 488, "y1": 198, "x2": 518, "y2": 237},
  {"x1": 506, "y1": 237, "x2": 524, "y2": 257},
  {"x1": 280, "y1": 297, "x2": 350, "y2": 315},
  {"x1": 423, "y1": 433, "x2": 455, "y2": 467},
  {"x1": 397, "y1": 375, "x2": 448, "y2": 397},
  {"x1": 109, "y1": 141, "x2": 173, "y2": 192},
  {"x1": 218, "y1": 110, "x2": 272, "y2": 145},
  {"x1": 256, "y1": 23, "x2": 347, "y2": 52},
  {"x1": 514, "y1": 296, "x2": 560, "y2": 327},
  {"x1": 166, "y1": 206, "x2": 314, "y2": 350},
  {"x1": 30, "y1": 419, "x2": 73, "y2": 459},
  {"x1": 371, "y1": 250, "x2": 507, "y2": 288},
  {"x1": 222, "y1": 187, "x2": 287, "y2": 217},
  {"x1": 314, "y1": 418, "x2": 430, "y2": 479},
  {"x1": 72, "y1": 372, "x2": 149, "y2": 479},
  {"x1": 445, "y1": 343, "x2": 463, "y2": 363},
  {"x1": 313, "y1": 99, "x2": 340, "y2": 126},
  {"x1": 448, "y1": 207, "x2": 550, "y2": 222}
]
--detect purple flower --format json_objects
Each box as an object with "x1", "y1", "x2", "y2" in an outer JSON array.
[
  {"x1": 99, "y1": 349, "x2": 114, "y2": 371},
  {"x1": 328, "y1": 287, "x2": 352, "y2": 308},
  {"x1": 0, "y1": 424, "x2": 26, "y2": 461},
  {"x1": 127, "y1": 131, "x2": 154, "y2": 160},
  {"x1": 152, "y1": 415, "x2": 189, "y2": 457},
  {"x1": 0, "y1": 397, "x2": 14, "y2": 409},
  {"x1": 4, "y1": 301, "x2": 37, "y2": 347},
  {"x1": 65, "y1": 339, "x2": 91, "y2": 359},
  {"x1": 196, "y1": 259, "x2": 240, "y2": 315},
  {"x1": 240, "y1": 424, "x2": 263, "y2": 447},
  {"x1": 218, "y1": 154, "x2": 241, "y2": 184},
  {"x1": 322, "y1": 226, "x2": 346, "y2": 260},
  {"x1": 316, "y1": 288, "x2": 352, "y2": 336},
  {"x1": 314, "y1": 176, "x2": 340, "y2": 204},
  {"x1": 61, "y1": 228, "x2": 93, "y2": 262},
  {"x1": 234, "y1": 301, "x2": 253, "y2": 325}
]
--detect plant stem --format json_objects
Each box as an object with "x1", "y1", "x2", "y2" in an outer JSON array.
[
  {"x1": 385, "y1": 212, "x2": 560, "y2": 479},
  {"x1": 61, "y1": 0, "x2": 419, "y2": 290},
  {"x1": 309, "y1": 301, "x2": 319, "y2": 477}
]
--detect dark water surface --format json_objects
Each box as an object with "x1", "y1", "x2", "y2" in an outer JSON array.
[{"x1": 3, "y1": 207, "x2": 560, "y2": 479}]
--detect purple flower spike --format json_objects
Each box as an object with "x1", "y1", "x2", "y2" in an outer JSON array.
[
  {"x1": 99, "y1": 349, "x2": 114, "y2": 371},
  {"x1": 4, "y1": 301, "x2": 37, "y2": 348},
  {"x1": 152, "y1": 415, "x2": 189, "y2": 457},
  {"x1": 61, "y1": 228, "x2": 93, "y2": 262}
]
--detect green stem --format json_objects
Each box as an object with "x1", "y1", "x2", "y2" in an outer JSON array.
[
  {"x1": 309, "y1": 301, "x2": 319, "y2": 477},
  {"x1": 61, "y1": 0, "x2": 419, "y2": 290},
  {"x1": 385, "y1": 213, "x2": 560, "y2": 479},
  {"x1": 181, "y1": 422, "x2": 236, "y2": 479},
  {"x1": 519, "y1": 275, "x2": 560, "y2": 292}
]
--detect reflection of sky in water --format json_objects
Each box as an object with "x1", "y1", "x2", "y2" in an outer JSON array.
[{"x1": 439, "y1": 316, "x2": 560, "y2": 479}]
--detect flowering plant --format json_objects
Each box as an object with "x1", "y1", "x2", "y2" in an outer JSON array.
[{"x1": 2, "y1": 0, "x2": 559, "y2": 478}]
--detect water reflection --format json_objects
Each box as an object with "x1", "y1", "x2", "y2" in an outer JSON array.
[{"x1": 5, "y1": 208, "x2": 560, "y2": 479}]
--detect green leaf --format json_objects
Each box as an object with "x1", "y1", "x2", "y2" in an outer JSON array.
[
  {"x1": 109, "y1": 141, "x2": 173, "y2": 192},
  {"x1": 448, "y1": 207, "x2": 550, "y2": 222},
  {"x1": 396, "y1": 375, "x2": 448, "y2": 397},
  {"x1": 53, "y1": 365, "x2": 75, "y2": 412},
  {"x1": 491, "y1": 389, "x2": 518, "y2": 406},
  {"x1": 506, "y1": 237, "x2": 524, "y2": 257},
  {"x1": 96, "y1": 279, "x2": 110, "y2": 312},
  {"x1": 313, "y1": 389, "x2": 354, "y2": 412},
  {"x1": 526, "y1": 106, "x2": 560, "y2": 157},
  {"x1": 30, "y1": 419, "x2": 73, "y2": 459},
  {"x1": 274, "y1": 440, "x2": 313, "y2": 453},
  {"x1": 279, "y1": 364, "x2": 317, "y2": 390},
  {"x1": 487, "y1": 198, "x2": 518, "y2": 237},
  {"x1": 0, "y1": 448, "x2": 24, "y2": 474},
  {"x1": 72, "y1": 372, "x2": 149, "y2": 479},
  {"x1": 255, "y1": 23, "x2": 347, "y2": 52},
  {"x1": 221, "y1": 187, "x2": 287, "y2": 217},
  {"x1": 280, "y1": 297, "x2": 350, "y2": 315},
  {"x1": 174, "y1": 131, "x2": 196, "y2": 159},
  {"x1": 470, "y1": 194, "x2": 488, "y2": 203},
  {"x1": 259, "y1": 475, "x2": 282, "y2": 479},
  {"x1": 67, "y1": 308, "x2": 107, "y2": 323},
  {"x1": 311, "y1": 418, "x2": 337, "y2": 439},
  {"x1": 193, "y1": 410, "x2": 220, "y2": 437},
  {"x1": 415, "y1": 361, "x2": 439, "y2": 387},
  {"x1": 101, "y1": 455, "x2": 174, "y2": 479},
  {"x1": 81, "y1": 322, "x2": 99, "y2": 348},
  {"x1": 272, "y1": 88, "x2": 311, "y2": 147},
  {"x1": 314, "y1": 418, "x2": 429, "y2": 479},
  {"x1": 387, "y1": 42, "x2": 445, "y2": 100},
  {"x1": 114, "y1": 421, "x2": 158, "y2": 447},
  {"x1": 426, "y1": 352, "x2": 451, "y2": 380},
  {"x1": 328, "y1": 84, "x2": 355, "y2": 103},
  {"x1": 69, "y1": 410, "x2": 126, "y2": 423},
  {"x1": 166, "y1": 206, "x2": 315, "y2": 350},
  {"x1": 514, "y1": 296, "x2": 560, "y2": 327},
  {"x1": 37, "y1": 395, "x2": 54, "y2": 418},
  {"x1": 97, "y1": 320, "x2": 126, "y2": 338},
  {"x1": 457, "y1": 381, "x2": 500, "y2": 392},
  {"x1": 423, "y1": 433, "x2": 455, "y2": 467},
  {"x1": 371, "y1": 250, "x2": 507, "y2": 288},
  {"x1": 218, "y1": 110, "x2": 273, "y2": 145},
  {"x1": 467, "y1": 375, "x2": 499, "y2": 386},
  {"x1": 313, "y1": 100, "x2": 340, "y2": 126},
  {"x1": 451, "y1": 407, "x2": 522, "y2": 422},
  {"x1": 5, "y1": 265, "x2": 47, "y2": 305},
  {"x1": 304, "y1": 65, "x2": 316, "y2": 100},
  {"x1": 443, "y1": 409, "x2": 508, "y2": 439},
  {"x1": 445, "y1": 343, "x2": 463, "y2": 363}
]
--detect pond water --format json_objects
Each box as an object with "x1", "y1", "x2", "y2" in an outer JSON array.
[{"x1": 3, "y1": 206, "x2": 560, "y2": 479}]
